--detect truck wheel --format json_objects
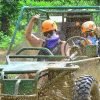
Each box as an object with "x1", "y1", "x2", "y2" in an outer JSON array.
[{"x1": 73, "y1": 75, "x2": 100, "y2": 100}]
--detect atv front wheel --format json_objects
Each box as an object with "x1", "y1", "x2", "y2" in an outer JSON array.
[{"x1": 73, "y1": 75, "x2": 100, "y2": 100}]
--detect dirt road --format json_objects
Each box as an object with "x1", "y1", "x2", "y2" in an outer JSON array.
[{"x1": 0, "y1": 50, "x2": 6, "y2": 63}]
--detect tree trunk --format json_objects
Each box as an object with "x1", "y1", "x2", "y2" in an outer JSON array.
[{"x1": 0, "y1": 15, "x2": 9, "y2": 35}]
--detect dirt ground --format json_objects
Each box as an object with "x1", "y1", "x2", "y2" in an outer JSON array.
[{"x1": 0, "y1": 50, "x2": 6, "y2": 64}]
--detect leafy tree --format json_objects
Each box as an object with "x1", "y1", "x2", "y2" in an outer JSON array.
[
  {"x1": 0, "y1": 0, "x2": 20, "y2": 35},
  {"x1": 0, "y1": 0, "x2": 98, "y2": 36}
]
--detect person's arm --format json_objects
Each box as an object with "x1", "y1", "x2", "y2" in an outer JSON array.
[
  {"x1": 61, "y1": 41, "x2": 71, "y2": 56},
  {"x1": 25, "y1": 14, "x2": 43, "y2": 47},
  {"x1": 96, "y1": 27, "x2": 100, "y2": 38}
]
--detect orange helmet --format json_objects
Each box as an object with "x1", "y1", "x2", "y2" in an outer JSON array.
[
  {"x1": 41, "y1": 20, "x2": 57, "y2": 34},
  {"x1": 81, "y1": 21, "x2": 96, "y2": 33}
]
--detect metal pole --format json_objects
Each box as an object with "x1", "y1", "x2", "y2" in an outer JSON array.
[
  {"x1": 22, "y1": 6, "x2": 100, "y2": 9},
  {"x1": 7, "y1": 7, "x2": 25, "y2": 55}
]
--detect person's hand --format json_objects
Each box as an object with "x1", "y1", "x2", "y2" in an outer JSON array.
[{"x1": 32, "y1": 14, "x2": 40, "y2": 21}]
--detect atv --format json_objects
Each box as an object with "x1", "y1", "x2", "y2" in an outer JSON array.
[{"x1": 0, "y1": 6, "x2": 99, "y2": 100}]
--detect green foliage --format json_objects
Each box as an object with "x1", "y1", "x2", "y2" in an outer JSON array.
[
  {"x1": 13, "y1": 31, "x2": 24, "y2": 49},
  {"x1": 0, "y1": 26, "x2": 24, "y2": 49},
  {"x1": 51, "y1": 1, "x2": 63, "y2": 6},
  {"x1": 0, "y1": 0, "x2": 20, "y2": 35},
  {"x1": 0, "y1": 0, "x2": 20, "y2": 19},
  {"x1": 0, "y1": 0, "x2": 99, "y2": 50},
  {"x1": 18, "y1": 0, "x2": 97, "y2": 6},
  {"x1": 0, "y1": 31, "x2": 11, "y2": 49}
]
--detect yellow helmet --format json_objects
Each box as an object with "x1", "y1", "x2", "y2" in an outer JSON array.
[
  {"x1": 41, "y1": 20, "x2": 57, "y2": 34},
  {"x1": 81, "y1": 21, "x2": 96, "y2": 33}
]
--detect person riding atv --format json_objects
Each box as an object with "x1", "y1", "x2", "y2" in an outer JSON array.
[
  {"x1": 24, "y1": 14, "x2": 71, "y2": 79},
  {"x1": 79, "y1": 21, "x2": 100, "y2": 56},
  {"x1": 25, "y1": 14, "x2": 70, "y2": 60},
  {"x1": 74, "y1": 21, "x2": 98, "y2": 49},
  {"x1": 81, "y1": 21, "x2": 97, "y2": 46}
]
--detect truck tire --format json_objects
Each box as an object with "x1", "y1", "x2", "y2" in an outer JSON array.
[{"x1": 73, "y1": 75, "x2": 100, "y2": 100}]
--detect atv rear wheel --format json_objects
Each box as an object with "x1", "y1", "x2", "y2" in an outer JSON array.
[{"x1": 73, "y1": 75, "x2": 100, "y2": 100}]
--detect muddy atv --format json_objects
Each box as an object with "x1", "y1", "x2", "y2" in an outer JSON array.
[
  {"x1": 0, "y1": 46, "x2": 99, "y2": 100},
  {"x1": 0, "y1": 6, "x2": 99, "y2": 100}
]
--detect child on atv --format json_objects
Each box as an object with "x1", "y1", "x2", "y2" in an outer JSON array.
[
  {"x1": 76, "y1": 21, "x2": 100, "y2": 56},
  {"x1": 81, "y1": 21, "x2": 97, "y2": 46}
]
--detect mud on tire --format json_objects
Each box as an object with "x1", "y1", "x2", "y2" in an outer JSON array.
[{"x1": 73, "y1": 75, "x2": 100, "y2": 100}]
